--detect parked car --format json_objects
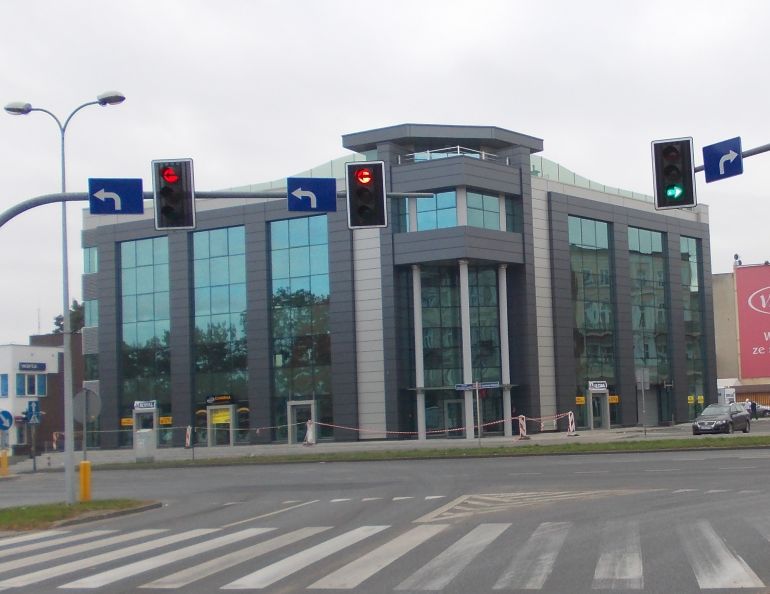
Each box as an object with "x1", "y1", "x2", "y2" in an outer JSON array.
[
  {"x1": 756, "y1": 404, "x2": 770, "y2": 417},
  {"x1": 692, "y1": 403, "x2": 750, "y2": 435}
]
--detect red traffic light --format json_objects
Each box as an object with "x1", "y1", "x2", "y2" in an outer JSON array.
[
  {"x1": 161, "y1": 166, "x2": 180, "y2": 184},
  {"x1": 355, "y1": 168, "x2": 373, "y2": 185}
]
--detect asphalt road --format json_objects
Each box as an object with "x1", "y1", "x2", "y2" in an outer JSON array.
[{"x1": 2, "y1": 445, "x2": 770, "y2": 593}]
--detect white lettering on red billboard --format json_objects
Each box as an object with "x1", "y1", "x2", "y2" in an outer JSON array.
[{"x1": 736, "y1": 266, "x2": 770, "y2": 378}]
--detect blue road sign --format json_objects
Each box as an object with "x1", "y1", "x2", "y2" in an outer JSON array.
[
  {"x1": 26, "y1": 401, "x2": 40, "y2": 425},
  {"x1": 88, "y1": 178, "x2": 144, "y2": 214},
  {"x1": 0, "y1": 410, "x2": 12, "y2": 431},
  {"x1": 703, "y1": 137, "x2": 743, "y2": 183},
  {"x1": 287, "y1": 177, "x2": 337, "y2": 212}
]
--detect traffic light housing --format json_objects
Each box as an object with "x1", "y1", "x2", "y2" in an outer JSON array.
[
  {"x1": 346, "y1": 161, "x2": 387, "y2": 228},
  {"x1": 652, "y1": 138, "x2": 697, "y2": 209},
  {"x1": 153, "y1": 159, "x2": 196, "y2": 230}
]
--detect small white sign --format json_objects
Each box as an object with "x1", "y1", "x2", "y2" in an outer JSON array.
[
  {"x1": 588, "y1": 381, "x2": 608, "y2": 392},
  {"x1": 134, "y1": 400, "x2": 157, "y2": 410}
]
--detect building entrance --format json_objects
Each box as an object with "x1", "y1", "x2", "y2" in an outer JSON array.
[
  {"x1": 588, "y1": 391, "x2": 611, "y2": 429},
  {"x1": 207, "y1": 404, "x2": 235, "y2": 447},
  {"x1": 287, "y1": 400, "x2": 316, "y2": 444},
  {"x1": 444, "y1": 399, "x2": 465, "y2": 437}
]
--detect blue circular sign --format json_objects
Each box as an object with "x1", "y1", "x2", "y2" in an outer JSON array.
[{"x1": 0, "y1": 410, "x2": 13, "y2": 431}]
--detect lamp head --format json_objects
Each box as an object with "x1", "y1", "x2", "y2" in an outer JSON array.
[
  {"x1": 97, "y1": 91, "x2": 125, "y2": 106},
  {"x1": 4, "y1": 102, "x2": 32, "y2": 115}
]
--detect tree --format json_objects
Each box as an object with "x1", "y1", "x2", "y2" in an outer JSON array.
[{"x1": 53, "y1": 300, "x2": 85, "y2": 334}]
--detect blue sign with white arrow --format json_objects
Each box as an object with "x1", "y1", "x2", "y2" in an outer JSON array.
[
  {"x1": 287, "y1": 177, "x2": 337, "y2": 212},
  {"x1": 26, "y1": 401, "x2": 40, "y2": 424},
  {"x1": 0, "y1": 410, "x2": 12, "y2": 431},
  {"x1": 88, "y1": 178, "x2": 144, "y2": 214},
  {"x1": 702, "y1": 137, "x2": 743, "y2": 183}
]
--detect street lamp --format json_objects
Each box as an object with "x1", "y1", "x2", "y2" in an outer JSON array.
[{"x1": 4, "y1": 91, "x2": 125, "y2": 504}]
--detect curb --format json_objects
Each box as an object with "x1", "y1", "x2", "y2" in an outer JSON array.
[{"x1": 53, "y1": 501, "x2": 164, "y2": 527}]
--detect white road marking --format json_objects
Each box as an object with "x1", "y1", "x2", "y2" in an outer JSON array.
[
  {"x1": 0, "y1": 530, "x2": 67, "y2": 549},
  {"x1": 705, "y1": 489, "x2": 730, "y2": 494},
  {"x1": 330, "y1": 498, "x2": 351, "y2": 503},
  {"x1": 0, "y1": 529, "x2": 215, "y2": 590},
  {"x1": 393, "y1": 497, "x2": 414, "y2": 501},
  {"x1": 396, "y1": 523, "x2": 509, "y2": 590},
  {"x1": 0, "y1": 529, "x2": 163, "y2": 573},
  {"x1": 222, "y1": 525, "x2": 389, "y2": 589},
  {"x1": 494, "y1": 522, "x2": 570, "y2": 589},
  {"x1": 223, "y1": 499, "x2": 319, "y2": 527},
  {"x1": 678, "y1": 520, "x2": 764, "y2": 589},
  {"x1": 361, "y1": 497, "x2": 382, "y2": 502},
  {"x1": 592, "y1": 520, "x2": 643, "y2": 590},
  {"x1": 60, "y1": 528, "x2": 272, "y2": 589},
  {"x1": 142, "y1": 527, "x2": 329, "y2": 589},
  {"x1": 424, "y1": 496, "x2": 445, "y2": 500},
  {"x1": 672, "y1": 489, "x2": 698, "y2": 493},
  {"x1": 0, "y1": 530, "x2": 113, "y2": 556},
  {"x1": 309, "y1": 524, "x2": 448, "y2": 589}
]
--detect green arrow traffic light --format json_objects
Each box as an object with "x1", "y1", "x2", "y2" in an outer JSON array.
[{"x1": 665, "y1": 184, "x2": 684, "y2": 200}]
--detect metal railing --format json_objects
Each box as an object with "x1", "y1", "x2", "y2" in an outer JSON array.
[{"x1": 399, "y1": 146, "x2": 500, "y2": 164}]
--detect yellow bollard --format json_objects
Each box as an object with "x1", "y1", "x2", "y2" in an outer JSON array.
[
  {"x1": 79, "y1": 460, "x2": 92, "y2": 502},
  {"x1": 0, "y1": 450, "x2": 7, "y2": 477}
]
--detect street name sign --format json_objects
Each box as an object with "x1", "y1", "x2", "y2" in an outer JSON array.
[
  {"x1": 88, "y1": 178, "x2": 144, "y2": 214},
  {"x1": 287, "y1": 177, "x2": 337, "y2": 212},
  {"x1": 702, "y1": 137, "x2": 743, "y2": 183}
]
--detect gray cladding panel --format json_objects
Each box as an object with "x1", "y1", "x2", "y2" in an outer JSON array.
[
  {"x1": 392, "y1": 227, "x2": 524, "y2": 266},
  {"x1": 391, "y1": 158, "x2": 521, "y2": 195}
]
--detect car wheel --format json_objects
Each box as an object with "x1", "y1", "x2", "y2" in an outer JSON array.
[{"x1": 744, "y1": 420, "x2": 751, "y2": 433}]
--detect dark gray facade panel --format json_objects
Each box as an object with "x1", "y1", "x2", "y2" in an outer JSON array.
[
  {"x1": 342, "y1": 123, "x2": 543, "y2": 154},
  {"x1": 548, "y1": 191, "x2": 714, "y2": 427},
  {"x1": 392, "y1": 228, "x2": 524, "y2": 266},
  {"x1": 391, "y1": 159, "x2": 522, "y2": 196}
]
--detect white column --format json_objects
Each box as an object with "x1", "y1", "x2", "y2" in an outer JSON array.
[
  {"x1": 456, "y1": 187, "x2": 468, "y2": 226},
  {"x1": 412, "y1": 265, "x2": 426, "y2": 440},
  {"x1": 459, "y1": 259, "x2": 474, "y2": 440},
  {"x1": 498, "y1": 264, "x2": 512, "y2": 437},
  {"x1": 408, "y1": 196, "x2": 418, "y2": 232}
]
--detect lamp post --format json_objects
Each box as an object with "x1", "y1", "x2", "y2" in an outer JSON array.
[{"x1": 4, "y1": 91, "x2": 125, "y2": 504}]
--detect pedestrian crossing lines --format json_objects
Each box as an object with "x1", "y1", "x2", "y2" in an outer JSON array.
[{"x1": 0, "y1": 517, "x2": 768, "y2": 591}]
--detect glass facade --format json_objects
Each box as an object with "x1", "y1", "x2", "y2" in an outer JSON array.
[
  {"x1": 193, "y1": 227, "x2": 248, "y2": 444},
  {"x1": 681, "y1": 236, "x2": 706, "y2": 407},
  {"x1": 270, "y1": 216, "x2": 332, "y2": 441},
  {"x1": 467, "y1": 191, "x2": 500, "y2": 230},
  {"x1": 120, "y1": 237, "x2": 170, "y2": 445},
  {"x1": 84, "y1": 299, "x2": 98, "y2": 327},
  {"x1": 421, "y1": 266, "x2": 462, "y2": 436},
  {"x1": 83, "y1": 247, "x2": 98, "y2": 274},
  {"x1": 569, "y1": 216, "x2": 615, "y2": 426},
  {"x1": 629, "y1": 227, "x2": 672, "y2": 423},
  {"x1": 417, "y1": 190, "x2": 457, "y2": 230}
]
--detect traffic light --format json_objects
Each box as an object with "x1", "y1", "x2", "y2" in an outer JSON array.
[
  {"x1": 651, "y1": 138, "x2": 697, "y2": 209},
  {"x1": 346, "y1": 161, "x2": 387, "y2": 228},
  {"x1": 152, "y1": 159, "x2": 196, "y2": 230}
]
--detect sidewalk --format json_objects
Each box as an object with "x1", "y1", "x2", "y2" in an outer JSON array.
[{"x1": 8, "y1": 423, "x2": 694, "y2": 474}]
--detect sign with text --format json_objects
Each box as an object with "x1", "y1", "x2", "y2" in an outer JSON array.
[{"x1": 736, "y1": 265, "x2": 770, "y2": 378}]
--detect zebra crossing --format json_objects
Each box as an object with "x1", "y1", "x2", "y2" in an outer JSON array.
[{"x1": 0, "y1": 517, "x2": 768, "y2": 591}]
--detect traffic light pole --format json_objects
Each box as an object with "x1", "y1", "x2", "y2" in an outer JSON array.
[
  {"x1": 693, "y1": 142, "x2": 770, "y2": 173},
  {"x1": 0, "y1": 190, "x2": 434, "y2": 229}
]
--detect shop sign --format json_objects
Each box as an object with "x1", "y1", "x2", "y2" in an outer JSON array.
[
  {"x1": 159, "y1": 416, "x2": 173, "y2": 425},
  {"x1": 696, "y1": 395, "x2": 704, "y2": 404},
  {"x1": 120, "y1": 417, "x2": 134, "y2": 427},
  {"x1": 588, "y1": 381, "x2": 608, "y2": 392},
  {"x1": 687, "y1": 395, "x2": 695, "y2": 404},
  {"x1": 211, "y1": 409, "x2": 231, "y2": 424},
  {"x1": 206, "y1": 394, "x2": 233, "y2": 405},
  {"x1": 134, "y1": 400, "x2": 157, "y2": 410},
  {"x1": 18, "y1": 362, "x2": 46, "y2": 371},
  {"x1": 575, "y1": 396, "x2": 586, "y2": 405},
  {"x1": 609, "y1": 394, "x2": 620, "y2": 404}
]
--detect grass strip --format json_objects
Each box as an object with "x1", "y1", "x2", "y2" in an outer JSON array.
[{"x1": 0, "y1": 499, "x2": 153, "y2": 531}]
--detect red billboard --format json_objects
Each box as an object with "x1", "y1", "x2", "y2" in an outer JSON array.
[{"x1": 736, "y1": 265, "x2": 770, "y2": 378}]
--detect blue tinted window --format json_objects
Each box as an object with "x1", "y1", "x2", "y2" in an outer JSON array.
[
  {"x1": 37, "y1": 375, "x2": 46, "y2": 396},
  {"x1": 0, "y1": 374, "x2": 6, "y2": 396},
  {"x1": 289, "y1": 218, "x2": 309, "y2": 247},
  {"x1": 308, "y1": 216, "x2": 327, "y2": 245},
  {"x1": 193, "y1": 231, "x2": 209, "y2": 260},
  {"x1": 271, "y1": 220, "x2": 289, "y2": 250},
  {"x1": 210, "y1": 228, "x2": 229, "y2": 257},
  {"x1": 16, "y1": 374, "x2": 24, "y2": 396},
  {"x1": 136, "y1": 239, "x2": 154, "y2": 267},
  {"x1": 210, "y1": 256, "x2": 229, "y2": 286},
  {"x1": 229, "y1": 226, "x2": 245, "y2": 254},
  {"x1": 290, "y1": 246, "x2": 310, "y2": 277}
]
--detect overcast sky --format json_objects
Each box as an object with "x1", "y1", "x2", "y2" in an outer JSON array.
[{"x1": 1, "y1": 0, "x2": 768, "y2": 344}]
